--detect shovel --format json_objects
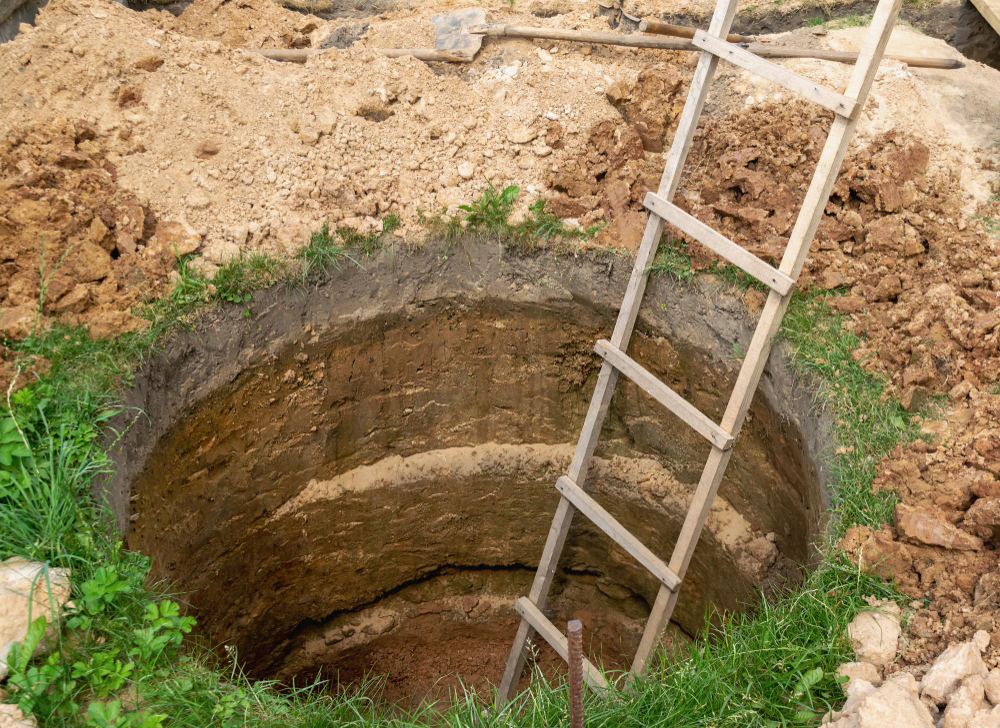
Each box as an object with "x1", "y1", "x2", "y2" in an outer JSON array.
[
  {"x1": 248, "y1": 7, "x2": 962, "y2": 69},
  {"x1": 439, "y1": 7, "x2": 961, "y2": 68}
]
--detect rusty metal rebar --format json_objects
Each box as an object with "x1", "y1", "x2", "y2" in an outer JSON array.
[{"x1": 567, "y1": 619, "x2": 584, "y2": 728}]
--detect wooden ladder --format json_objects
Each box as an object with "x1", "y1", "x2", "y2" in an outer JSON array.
[{"x1": 499, "y1": 0, "x2": 904, "y2": 700}]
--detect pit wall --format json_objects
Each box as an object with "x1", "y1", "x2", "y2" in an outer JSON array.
[{"x1": 102, "y1": 243, "x2": 833, "y2": 692}]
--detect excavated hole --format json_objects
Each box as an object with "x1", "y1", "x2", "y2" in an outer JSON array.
[{"x1": 103, "y1": 244, "x2": 832, "y2": 706}]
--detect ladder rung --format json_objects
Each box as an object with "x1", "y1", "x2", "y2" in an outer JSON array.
[
  {"x1": 556, "y1": 476, "x2": 681, "y2": 591},
  {"x1": 514, "y1": 597, "x2": 609, "y2": 689},
  {"x1": 691, "y1": 30, "x2": 859, "y2": 118},
  {"x1": 644, "y1": 192, "x2": 795, "y2": 296},
  {"x1": 594, "y1": 339, "x2": 734, "y2": 451}
]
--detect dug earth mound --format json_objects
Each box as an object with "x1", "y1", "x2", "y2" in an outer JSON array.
[{"x1": 104, "y1": 245, "x2": 831, "y2": 703}]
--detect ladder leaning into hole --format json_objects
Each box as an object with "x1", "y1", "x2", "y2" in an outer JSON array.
[{"x1": 498, "y1": 0, "x2": 905, "y2": 700}]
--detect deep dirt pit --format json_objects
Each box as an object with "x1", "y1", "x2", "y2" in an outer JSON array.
[{"x1": 103, "y1": 244, "x2": 832, "y2": 705}]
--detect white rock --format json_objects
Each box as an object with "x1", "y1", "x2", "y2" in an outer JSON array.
[
  {"x1": 838, "y1": 662, "x2": 883, "y2": 694},
  {"x1": 507, "y1": 125, "x2": 538, "y2": 144},
  {"x1": 943, "y1": 675, "x2": 988, "y2": 728},
  {"x1": 0, "y1": 703, "x2": 37, "y2": 728},
  {"x1": 827, "y1": 674, "x2": 934, "y2": 728},
  {"x1": 535, "y1": 48, "x2": 553, "y2": 62},
  {"x1": 457, "y1": 161, "x2": 475, "y2": 179},
  {"x1": 922, "y1": 640, "x2": 990, "y2": 705},
  {"x1": 0, "y1": 558, "x2": 72, "y2": 679},
  {"x1": 983, "y1": 669, "x2": 1000, "y2": 705},
  {"x1": 974, "y1": 631, "x2": 991, "y2": 652},
  {"x1": 848, "y1": 601, "x2": 902, "y2": 668},
  {"x1": 971, "y1": 705, "x2": 1000, "y2": 728}
]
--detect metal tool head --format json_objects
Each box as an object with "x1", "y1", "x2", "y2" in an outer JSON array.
[
  {"x1": 596, "y1": 0, "x2": 641, "y2": 31},
  {"x1": 430, "y1": 7, "x2": 487, "y2": 59}
]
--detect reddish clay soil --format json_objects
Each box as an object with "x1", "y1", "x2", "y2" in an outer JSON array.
[{"x1": 0, "y1": 119, "x2": 208, "y2": 340}]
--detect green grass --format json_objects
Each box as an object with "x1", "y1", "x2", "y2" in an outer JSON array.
[
  {"x1": 781, "y1": 292, "x2": 921, "y2": 534},
  {"x1": 649, "y1": 237, "x2": 695, "y2": 282},
  {"x1": 423, "y1": 181, "x2": 604, "y2": 250},
  {"x1": 803, "y1": 12, "x2": 873, "y2": 28},
  {"x1": 0, "y1": 192, "x2": 918, "y2": 727}
]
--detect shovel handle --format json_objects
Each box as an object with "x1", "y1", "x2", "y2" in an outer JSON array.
[
  {"x1": 244, "y1": 47, "x2": 471, "y2": 63},
  {"x1": 380, "y1": 48, "x2": 473, "y2": 62},
  {"x1": 466, "y1": 24, "x2": 962, "y2": 69},
  {"x1": 639, "y1": 18, "x2": 755, "y2": 43},
  {"x1": 470, "y1": 23, "x2": 695, "y2": 49}
]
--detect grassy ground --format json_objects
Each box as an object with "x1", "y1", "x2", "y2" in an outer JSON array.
[{"x1": 1, "y1": 186, "x2": 917, "y2": 727}]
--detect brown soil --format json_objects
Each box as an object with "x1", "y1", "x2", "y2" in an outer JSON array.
[
  {"x1": 0, "y1": 119, "x2": 190, "y2": 339},
  {"x1": 105, "y1": 247, "x2": 829, "y2": 704},
  {"x1": 2, "y1": 0, "x2": 1000, "y2": 700}
]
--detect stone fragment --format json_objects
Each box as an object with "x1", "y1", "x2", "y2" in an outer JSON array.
[
  {"x1": 0, "y1": 703, "x2": 37, "y2": 728},
  {"x1": 901, "y1": 385, "x2": 930, "y2": 413},
  {"x1": 966, "y1": 498, "x2": 1000, "y2": 529},
  {"x1": 848, "y1": 601, "x2": 901, "y2": 668},
  {"x1": 829, "y1": 295, "x2": 866, "y2": 314},
  {"x1": 70, "y1": 241, "x2": 111, "y2": 283},
  {"x1": 827, "y1": 674, "x2": 934, "y2": 728},
  {"x1": 457, "y1": 161, "x2": 475, "y2": 179},
  {"x1": 896, "y1": 503, "x2": 983, "y2": 551},
  {"x1": 971, "y1": 706, "x2": 1000, "y2": 728},
  {"x1": 942, "y1": 675, "x2": 988, "y2": 728},
  {"x1": 871, "y1": 274, "x2": 902, "y2": 302},
  {"x1": 535, "y1": 47, "x2": 553, "y2": 62},
  {"x1": 837, "y1": 661, "x2": 883, "y2": 694},
  {"x1": 984, "y1": 668, "x2": 1000, "y2": 704},
  {"x1": 507, "y1": 125, "x2": 537, "y2": 144},
  {"x1": 186, "y1": 189, "x2": 211, "y2": 209},
  {"x1": 843, "y1": 210, "x2": 864, "y2": 228},
  {"x1": 604, "y1": 80, "x2": 628, "y2": 106},
  {"x1": 52, "y1": 284, "x2": 91, "y2": 315},
  {"x1": 203, "y1": 240, "x2": 240, "y2": 265},
  {"x1": 134, "y1": 54, "x2": 164, "y2": 71},
  {"x1": 821, "y1": 270, "x2": 845, "y2": 290},
  {"x1": 922, "y1": 638, "x2": 989, "y2": 705},
  {"x1": 0, "y1": 557, "x2": 72, "y2": 679},
  {"x1": 951, "y1": 380, "x2": 974, "y2": 402},
  {"x1": 195, "y1": 139, "x2": 220, "y2": 158},
  {"x1": 0, "y1": 304, "x2": 41, "y2": 340},
  {"x1": 153, "y1": 219, "x2": 202, "y2": 256}
]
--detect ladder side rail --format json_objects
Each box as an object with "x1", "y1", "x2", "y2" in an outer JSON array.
[{"x1": 629, "y1": 0, "x2": 906, "y2": 676}]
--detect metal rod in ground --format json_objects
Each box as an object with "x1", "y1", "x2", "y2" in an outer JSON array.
[{"x1": 567, "y1": 619, "x2": 584, "y2": 728}]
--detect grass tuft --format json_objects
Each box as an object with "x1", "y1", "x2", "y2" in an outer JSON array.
[{"x1": 649, "y1": 236, "x2": 694, "y2": 281}]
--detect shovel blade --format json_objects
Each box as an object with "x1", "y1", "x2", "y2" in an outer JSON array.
[{"x1": 430, "y1": 7, "x2": 487, "y2": 59}]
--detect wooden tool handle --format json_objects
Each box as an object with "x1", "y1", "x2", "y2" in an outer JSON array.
[
  {"x1": 245, "y1": 36, "x2": 961, "y2": 70},
  {"x1": 748, "y1": 43, "x2": 963, "y2": 69},
  {"x1": 471, "y1": 23, "x2": 695, "y2": 49},
  {"x1": 468, "y1": 25, "x2": 961, "y2": 69},
  {"x1": 244, "y1": 47, "x2": 471, "y2": 63},
  {"x1": 379, "y1": 48, "x2": 473, "y2": 62},
  {"x1": 640, "y1": 18, "x2": 755, "y2": 43}
]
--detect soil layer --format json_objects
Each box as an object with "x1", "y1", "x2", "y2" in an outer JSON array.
[{"x1": 105, "y1": 244, "x2": 831, "y2": 704}]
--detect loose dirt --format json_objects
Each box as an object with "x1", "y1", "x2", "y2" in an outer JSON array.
[{"x1": 2, "y1": 0, "x2": 1000, "y2": 699}]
